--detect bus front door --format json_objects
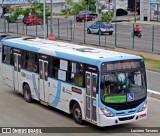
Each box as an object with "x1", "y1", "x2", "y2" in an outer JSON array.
[
  {"x1": 39, "y1": 59, "x2": 49, "y2": 104},
  {"x1": 13, "y1": 53, "x2": 21, "y2": 91},
  {"x1": 85, "y1": 72, "x2": 97, "y2": 124}
]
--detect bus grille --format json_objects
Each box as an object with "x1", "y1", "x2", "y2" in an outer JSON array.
[{"x1": 119, "y1": 115, "x2": 135, "y2": 121}]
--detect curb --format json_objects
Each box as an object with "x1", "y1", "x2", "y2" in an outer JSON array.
[
  {"x1": 147, "y1": 89, "x2": 160, "y2": 100},
  {"x1": 112, "y1": 19, "x2": 130, "y2": 22}
]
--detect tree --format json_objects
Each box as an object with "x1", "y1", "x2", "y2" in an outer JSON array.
[
  {"x1": 87, "y1": 0, "x2": 96, "y2": 13},
  {"x1": 61, "y1": 0, "x2": 97, "y2": 17},
  {"x1": 28, "y1": 2, "x2": 51, "y2": 18},
  {"x1": 8, "y1": 8, "x2": 23, "y2": 23},
  {"x1": 71, "y1": 0, "x2": 86, "y2": 16},
  {"x1": 101, "y1": 11, "x2": 113, "y2": 22},
  {"x1": 61, "y1": 0, "x2": 74, "y2": 17},
  {"x1": 8, "y1": 2, "x2": 51, "y2": 21}
]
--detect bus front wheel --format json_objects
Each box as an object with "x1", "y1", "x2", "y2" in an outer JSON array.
[
  {"x1": 23, "y1": 84, "x2": 32, "y2": 103},
  {"x1": 72, "y1": 103, "x2": 83, "y2": 125}
]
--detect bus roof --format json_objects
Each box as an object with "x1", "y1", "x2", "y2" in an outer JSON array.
[{"x1": 2, "y1": 37, "x2": 142, "y2": 65}]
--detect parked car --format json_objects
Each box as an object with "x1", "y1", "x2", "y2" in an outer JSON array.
[
  {"x1": 87, "y1": 21, "x2": 113, "y2": 35},
  {"x1": 116, "y1": 9, "x2": 128, "y2": 16},
  {"x1": 23, "y1": 15, "x2": 43, "y2": 25},
  {"x1": 80, "y1": 11, "x2": 98, "y2": 18},
  {"x1": 76, "y1": 14, "x2": 95, "y2": 22},
  {"x1": 0, "y1": 34, "x2": 21, "y2": 51},
  {"x1": 101, "y1": 9, "x2": 109, "y2": 15}
]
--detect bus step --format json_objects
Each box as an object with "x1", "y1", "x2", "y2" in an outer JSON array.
[{"x1": 40, "y1": 101, "x2": 49, "y2": 106}]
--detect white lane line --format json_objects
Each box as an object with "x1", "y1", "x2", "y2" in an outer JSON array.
[{"x1": 148, "y1": 89, "x2": 160, "y2": 95}]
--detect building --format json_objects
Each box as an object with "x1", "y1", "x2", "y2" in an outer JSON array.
[
  {"x1": 0, "y1": 0, "x2": 80, "y2": 15},
  {"x1": 140, "y1": 0, "x2": 160, "y2": 22}
]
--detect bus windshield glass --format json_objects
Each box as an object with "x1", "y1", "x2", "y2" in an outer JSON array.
[{"x1": 101, "y1": 60, "x2": 147, "y2": 104}]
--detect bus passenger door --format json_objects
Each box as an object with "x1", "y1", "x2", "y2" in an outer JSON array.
[
  {"x1": 85, "y1": 72, "x2": 97, "y2": 124},
  {"x1": 13, "y1": 53, "x2": 21, "y2": 91},
  {"x1": 39, "y1": 59, "x2": 49, "y2": 103}
]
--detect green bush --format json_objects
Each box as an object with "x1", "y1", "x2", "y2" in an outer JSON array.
[
  {"x1": 9, "y1": 14, "x2": 17, "y2": 23},
  {"x1": 101, "y1": 11, "x2": 113, "y2": 22}
]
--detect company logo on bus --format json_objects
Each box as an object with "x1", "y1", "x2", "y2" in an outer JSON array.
[
  {"x1": 72, "y1": 87, "x2": 82, "y2": 94},
  {"x1": 21, "y1": 72, "x2": 26, "y2": 77}
]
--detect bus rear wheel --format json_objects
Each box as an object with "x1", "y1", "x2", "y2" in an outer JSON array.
[
  {"x1": 23, "y1": 84, "x2": 32, "y2": 103},
  {"x1": 72, "y1": 103, "x2": 83, "y2": 125}
]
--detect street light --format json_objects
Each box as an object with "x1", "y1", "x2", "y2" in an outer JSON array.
[
  {"x1": 43, "y1": 0, "x2": 46, "y2": 39},
  {"x1": 50, "y1": 0, "x2": 53, "y2": 34},
  {"x1": 113, "y1": 0, "x2": 116, "y2": 21},
  {"x1": 1, "y1": 0, "x2": 4, "y2": 18}
]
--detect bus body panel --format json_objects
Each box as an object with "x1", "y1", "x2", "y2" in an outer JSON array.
[
  {"x1": 48, "y1": 79, "x2": 85, "y2": 116},
  {"x1": 2, "y1": 64, "x2": 14, "y2": 88},
  {"x1": 48, "y1": 78, "x2": 58, "y2": 105},
  {"x1": 21, "y1": 70, "x2": 40, "y2": 101}
]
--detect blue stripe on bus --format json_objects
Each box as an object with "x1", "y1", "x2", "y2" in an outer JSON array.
[
  {"x1": 3, "y1": 40, "x2": 40, "y2": 52},
  {"x1": 52, "y1": 81, "x2": 61, "y2": 108}
]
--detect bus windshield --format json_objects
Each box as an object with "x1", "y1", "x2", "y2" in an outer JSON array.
[{"x1": 101, "y1": 60, "x2": 147, "y2": 104}]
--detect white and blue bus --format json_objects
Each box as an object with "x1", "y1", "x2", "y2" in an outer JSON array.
[{"x1": 1, "y1": 37, "x2": 147, "y2": 127}]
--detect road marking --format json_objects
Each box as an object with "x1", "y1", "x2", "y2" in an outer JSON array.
[{"x1": 147, "y1": 89, "x2": 160, "y2": 95}]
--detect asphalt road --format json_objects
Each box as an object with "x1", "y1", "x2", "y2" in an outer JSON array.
[
  {"x1": 1, "y1": 18, "x2": 160, "y2": 53},
  {"x1": 0, "y1": 66, "x2": 160, "y2": 135},
  {"x1": 147, "y1": 70, "x2": 160, "y2": 92},
  {"x1": 0, "y1": 76, "x2": 160, "y2": 135}
]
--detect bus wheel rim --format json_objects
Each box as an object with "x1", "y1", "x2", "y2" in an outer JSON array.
[
  {"x1": 74, "y1": 108, "x2": 81, "y2": 120},
  {"x1": 25, "y1": 89, "x2": 30, "y2": 100}
]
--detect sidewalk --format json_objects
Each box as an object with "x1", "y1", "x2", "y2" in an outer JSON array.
[
  {"x1": 107, "y1": 47, "x2": 160, "y2": 60},
  {"x1": 131, "y1": 20, "x2": 160, "y2": 26}
]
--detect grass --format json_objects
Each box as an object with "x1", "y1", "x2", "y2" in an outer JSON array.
[{"x1": 144, "y1": 58, "x2": 160, "y2": 71}]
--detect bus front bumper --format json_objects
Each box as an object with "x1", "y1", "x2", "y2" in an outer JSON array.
[{"x1": 98, "y1": 109, "x2": 147, "y2": 127}]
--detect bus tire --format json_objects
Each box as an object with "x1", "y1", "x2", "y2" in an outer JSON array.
[
  {"x1": 23, "y1": 84, "x2": 32, "y2": 103},
  {"x1": 72, "y1": 103, "x2": 83, "y2": 125}
]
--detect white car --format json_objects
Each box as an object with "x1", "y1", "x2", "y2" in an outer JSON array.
[{"x1": 101, "y1": 9, "x2": 109, "y2": 15}]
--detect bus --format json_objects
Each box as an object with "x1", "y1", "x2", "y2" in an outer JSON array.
[{"x1": 1, "y1": 37, "x2": 147, "y2": 127}]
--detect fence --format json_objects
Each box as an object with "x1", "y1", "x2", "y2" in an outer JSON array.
[{"x1": 0, "y1": 17, "x2": 160, "y2": 53}]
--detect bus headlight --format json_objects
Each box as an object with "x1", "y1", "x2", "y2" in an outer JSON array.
[
  {"x1": 100, "y1": 108, "x2": 114, "y2": 117},
  {"x1": 138, "y1": 102, "x2": 147, "y2": 112}
]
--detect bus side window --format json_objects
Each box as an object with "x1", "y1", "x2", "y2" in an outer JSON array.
[
  {"x1": 2, "y1": 46, "x2": 13, "y2": 65},
  {"x1": 3, "y1": 55, "x2": 6, "y2": 62},
  {"x1": 52, "y1": 58, "x2": 60, "y2": 78},
  {"x1": 69, "y1": 62, "x2": 84, "y2": 87},
  {"x1": 24, "y1": 51, "x2": 37, "y2": 73}
]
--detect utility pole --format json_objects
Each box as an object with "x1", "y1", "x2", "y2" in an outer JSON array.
[
  {"x1": 134, "y1": 0, "x2": 137, "y2": 22},
  {"x1": 96, "y1": 0, "x2": 99, "y2": 19},
  {"x1": 50, "y1": 0, "x2": 53, "y2": 34},
  {"x1": 43, "y1": 0, "x2": 46, "y2": 39},
  {"x1": 113, "y1": 0, "x2": 116, "y2": 21}
]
